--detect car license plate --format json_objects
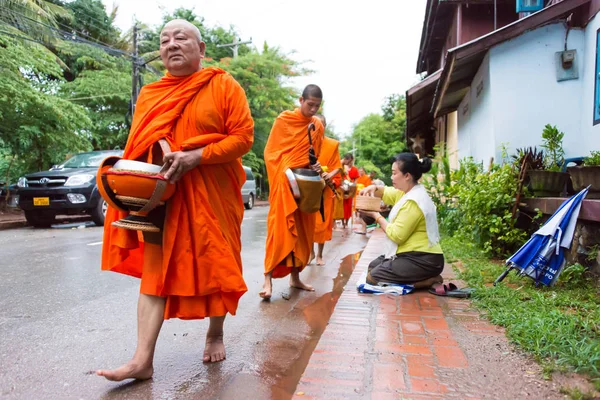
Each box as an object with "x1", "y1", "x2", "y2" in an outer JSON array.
[{"x1": 33, "y1": 197, "x2": 50, "y2": 206}]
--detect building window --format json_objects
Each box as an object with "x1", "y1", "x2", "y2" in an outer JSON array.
[
  {"x1": 595, "y1": 29, "x2": 600, "y2": 125},
  {"x1": 516, "y1": 0, "x2": 544, "y2": 13}
]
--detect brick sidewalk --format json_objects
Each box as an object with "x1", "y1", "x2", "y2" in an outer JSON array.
[{"x1": 294, "y1": 230, "x2": 560, "y2": 399}]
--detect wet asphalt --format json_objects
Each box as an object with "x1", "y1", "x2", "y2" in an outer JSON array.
[{"x1": 0, "y1": 206, "x2": 367, "y2": 399}]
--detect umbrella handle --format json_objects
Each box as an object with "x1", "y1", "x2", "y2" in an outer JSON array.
[
  {"x1": 307, "y1": 123, "x2": 315, "y2": 146},
  {"x1": 493, "y1": 266, "x2": 513, "y2": 286}
]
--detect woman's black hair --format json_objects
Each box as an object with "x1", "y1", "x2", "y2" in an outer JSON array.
[
  {"x1": 343, "y1": 153, "x2": 354, "y2": 161},
  {"x1": 392, "y1": 152, "x2": 432, "y2": 182}
]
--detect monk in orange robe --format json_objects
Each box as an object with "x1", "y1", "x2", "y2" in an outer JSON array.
[
  {"x1": 260, "y1": 85, "x2": 324, "y2": 300},
  {"x1": 96, "y1": 20, "x2": 253, "y2": 381},
  {"x1": 354, "y1": 167, "x2": 373, "y2": 234},
  {"x1": 356, "y1": 167, "x2": 373, "y2": 187},
  {"x1": 310, "y1": 114, "x2": 342, "y2": 266}
]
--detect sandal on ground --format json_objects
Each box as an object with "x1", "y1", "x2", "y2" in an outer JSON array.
[{"x1": 429, "y1": 283, "x2": 475, "y2": 298}]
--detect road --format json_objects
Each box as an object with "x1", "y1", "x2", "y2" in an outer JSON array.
[{"x1": 0, "y1": 206, "x2": 367, "y2": 399}]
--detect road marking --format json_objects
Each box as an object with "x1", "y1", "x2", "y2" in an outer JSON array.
[{"x1": 87, "y1": 241, "x2": 103, "y2": 246}]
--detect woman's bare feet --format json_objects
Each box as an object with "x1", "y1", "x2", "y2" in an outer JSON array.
[
  {"x1": 203, "y1": 334, "x2": 226, "y2": 363},
  {"x1": 259, "y1": 276, "x2": 272, "y2": 299},
  {"x1": 96, "y1": 361, "x2": 153, "y2": 382}
]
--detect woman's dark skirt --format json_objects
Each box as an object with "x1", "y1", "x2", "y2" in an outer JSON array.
[{"x1": 367, "y1": 252, "x2": 444, "y2": 285}]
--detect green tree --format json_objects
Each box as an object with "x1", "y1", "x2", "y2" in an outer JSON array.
[
  {"x1": 340, "y1": 95, "x2": 407, "y2": 184},
  {"x1": 0, "y1": 35, "x2": 91, "y2": 185},
  {"x1": 63, "y1": 0, "x2": 121, "y2": 45},
  {"x1": 216, "y1": 43, "x2": 303, "y2": 167},
  {"x1": 138, "y1": 8, "x2": 251, "y2": 62}
]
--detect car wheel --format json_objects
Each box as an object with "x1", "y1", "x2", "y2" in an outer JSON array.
[
  {"x1": 91, "y1": 199, "x2": 107, "y2": 226},
  {"x1": 244, "y1": 194, "x2": 254, "y2": 210},
  {"x1": 24, "y1": 210, "x2": 56, "y2": 228}
]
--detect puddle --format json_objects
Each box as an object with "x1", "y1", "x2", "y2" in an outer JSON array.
[{"x1": 271, "y1": 251, "x2": 362, "y2": 398}]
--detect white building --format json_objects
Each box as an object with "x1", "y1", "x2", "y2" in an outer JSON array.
[{"x1": 407, "y1": 0, "x2": 600, "y2": 168}]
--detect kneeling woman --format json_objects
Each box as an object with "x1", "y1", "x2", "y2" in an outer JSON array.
[{"x1": 359, "y1": 153, "x2": 444, "y2": 287}]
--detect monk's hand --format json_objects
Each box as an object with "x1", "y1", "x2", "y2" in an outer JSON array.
[
  {"x1": 310, "y1": 161, "x2": 322, "y2": 172},
  {"x1": 359, "y1": 185, "x2": 378, "y2": 197},
  {"x1": 323, "y1": 171, "x2": 336, "y2": 182},
  {"x1": 162, "y1": 148, "x2": 204, "y2": 184}
]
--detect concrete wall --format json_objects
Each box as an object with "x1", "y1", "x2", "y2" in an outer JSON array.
[
  {"x1": 579, "y1": 13, "x2": 600, "y2": 152},
  {"x1": 447, "y1": 111, "x2": 459, "y2": 169},
  {"x1": 457, "y1": 53, "x2": 496, "y2": 164},
  {"x1": 489, "y1": 22, "x2": 585, "y2": 161},
  {"x1": 456, "y1": 23, "x2": 592, "y2": 164}
]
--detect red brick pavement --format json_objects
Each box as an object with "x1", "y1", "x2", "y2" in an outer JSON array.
[{"x1": 293, "y1": 230, "x2": 506, "y2": 400}]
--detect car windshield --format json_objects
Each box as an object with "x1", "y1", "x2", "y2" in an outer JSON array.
[{"x1": 60, "y1": 152, "x2": 121, "y2": 168}]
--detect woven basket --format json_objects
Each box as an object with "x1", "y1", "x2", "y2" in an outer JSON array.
[{"x1": 355, "y1": 196, "x2": 381, "y2": 211}]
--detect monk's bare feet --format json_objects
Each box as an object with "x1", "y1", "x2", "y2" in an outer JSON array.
[
  {"x1": 316, "y1": 256, "x2": 325, "y2": 266},
  {"x1": 290, "y1": 277, "x2": 314, "y2": 292},
  {"x1": 308, "y1": 252, "x2": 315, "y2": 265},
  {"x1": 259, "y1": 278, "x2": 272, "y2": 300},
  {"x1": 203, "y1": 334, "x2": 226, "y2": 363},
  {"x1": 96, "y1": 361, "x2": 153, "y2": 382}
]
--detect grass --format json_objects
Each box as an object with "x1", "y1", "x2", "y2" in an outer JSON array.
[{"x1": 442, "y1": 235, "x2": 600, "y2": 386}]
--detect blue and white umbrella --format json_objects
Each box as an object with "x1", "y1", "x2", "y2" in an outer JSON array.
[{"x1": 495, "y1": 186, "x2": 590, "y2": 287}]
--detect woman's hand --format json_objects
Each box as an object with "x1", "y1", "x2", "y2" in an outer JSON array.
[
  {"x1": 162, "y1": 148, "x2": 204, "y2": 184},
  {"x1": 358, "y1": 211, "x2": 380, "y2": 220},
  {"x1": 359, "y1": 184, "x2": 379, "y2": 197}
]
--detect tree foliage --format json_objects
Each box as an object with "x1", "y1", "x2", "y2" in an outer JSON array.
[
  {"x1": 340, "y1": 95, "x2": 407, "y2": 183},
  {"x1": 0, "y1": 35, "x2": 91, "y2": 181}
]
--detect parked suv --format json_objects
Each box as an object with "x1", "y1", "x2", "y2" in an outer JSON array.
[
  {"x1": 241, "y1": 166, "x2": 256, "y2": 210},
  {"x1": 17, "y1": 150, "x2": 123, "y2": 227}
]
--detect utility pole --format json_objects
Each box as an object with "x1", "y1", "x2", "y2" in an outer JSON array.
[
  {"x1": 217, "y1": 37, "x2": 252, "y2": 58},
  {"x1": 131, "y1": 23, "x2": 140, "y2": 115}
]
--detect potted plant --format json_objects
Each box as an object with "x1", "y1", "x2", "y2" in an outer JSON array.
[
  {"x1": 527, "y1": 124, "x2": 570, "y2": 197},
  {"x1": 568, "y1": 150, "x2": 600, "y2": 199}
]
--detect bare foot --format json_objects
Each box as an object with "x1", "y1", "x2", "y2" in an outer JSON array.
[
  {"x1": 308, "y1": 252, "x2": 315, "y2": 265},
  {"x1": 96, "y1": 361, "x2": 153, "y2": 382},
  {"x1": 290, "y1": 278, "x2": 315, "y2": 292},
  {"x1": 316, "y1": 256, "x2": 325, "y2": 266},
  {"x1": 259, "y1": 280, "x2": 272, "y2": 300},
  {"x1": 203, "y1": 334, "x2": 226, "y2": 363}
]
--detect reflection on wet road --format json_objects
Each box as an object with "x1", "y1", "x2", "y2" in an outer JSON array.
[{"x1": 0, "y1": 206, "x2": 367, "y2": 399}]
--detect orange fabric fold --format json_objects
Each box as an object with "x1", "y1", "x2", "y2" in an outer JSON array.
[
  {"x1": 264, "y1": 109, "x2": 324, "y2": 278},
  {"x1": 313, "y1": 137, "x2": 342, "y2": 244},
  {"x1": 101, "y1": 67, "x2": 254, "y2": 320},
  {"x1": 356, "y1": 175, "x2": 372, "y2": 187}
]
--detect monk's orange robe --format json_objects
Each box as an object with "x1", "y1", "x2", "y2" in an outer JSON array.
[
  {"x1": 313, "y1": 137, "x2": 342, "y2": 244},
  {"x1": 101, "y1": 67, "x2": 254, "y2": 320},
  {"x1": 264, "y1": 109, "x2": 324, "y2": 278},
  {"x1": 356, "y1": 175, "x2": 372, "y2": 188}
]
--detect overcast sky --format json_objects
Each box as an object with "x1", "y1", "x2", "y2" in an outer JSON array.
[{"x1": 102, "y1": 0, "x2": 426, "y2": 137}]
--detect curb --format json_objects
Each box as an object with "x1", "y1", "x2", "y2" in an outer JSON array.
[{"x1": 0, "y1": 220, "x2": 28, "y2": 231}]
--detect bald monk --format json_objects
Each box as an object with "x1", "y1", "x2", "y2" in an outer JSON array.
[
  {"x1": 356, "y1": 167, "x2": 372, "y2": 188},
  {"x1": 96, "y1": 20, "x2": 253, "y2": 381},
  {"x1": 310, "y1": 114, "x2": 342, "y2": 266},
  {"x1": 260, "y1": 84, "x2": 324, "y2": 299}
]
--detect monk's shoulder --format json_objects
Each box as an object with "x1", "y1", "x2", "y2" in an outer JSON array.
[{"x1": 211, "y1": 71, "x2": 244, "y2": 94}]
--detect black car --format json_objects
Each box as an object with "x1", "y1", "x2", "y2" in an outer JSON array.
[{"x1": 17, "y1": 150, "x2": 123, "y2": 227}]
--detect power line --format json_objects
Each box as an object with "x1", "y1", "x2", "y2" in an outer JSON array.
[
  {"x1": 4, "y1": 1, "x2": 117, "y2": 39},
  {"x1": 66, "y1": 93, "x2": 129, "y2": 101},
  {"x1": 0, "y1": 29, "x2": 47, "y2": 46},
  {"x1": 0, "y1": 6, "x2": 134, "y2": 59}
]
